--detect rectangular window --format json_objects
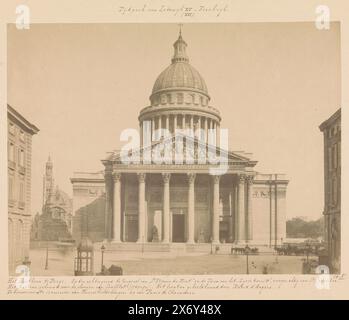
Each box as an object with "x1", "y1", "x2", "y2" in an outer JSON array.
[
  {"x1": 19, "y1": 130, "x2": 25, "y2": 142},
  {"x1": 328, "y1": 147, "x2": 332, "y2": 170},
  {"x1": 333, "y1": 178, "x2": 337, "y2": 205},
  {"x1": 8, "y1": 143, "x2": 15, "y2": 162},
  {"x1": 9, "y1": 122, "x2": 15, "y2": 135},
  {"x1": 333, "y1": 144, "x2": 337, "y2": 169},
  {"x1": 19, "y1": 182, "x2": 24, "y2": 202},
  {"x1": 19, "y1": 149, "x2": 25, "y2": 167},
  {"x1": 8, "y1": 177, "x2": 13, "y2": 200}
]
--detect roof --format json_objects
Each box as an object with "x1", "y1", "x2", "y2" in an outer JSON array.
[
  {"x1": 102, "y1": 132, "x2": 258, "y2": 168},
  {"x1": 70, "y1": 171, "x2": 105, "y2": 183},
  {"x1": 152, "y1": 62, "x2": 208, "y2": 96},
  {"x1": 151, "y1": 32, "x2": 209, "y2": 98},
  {"x1": 7, "y1": 104, "x2": 39, "y2": 135},
  {"x1": 319, "y1": 108, "x2": 341, "y2": 132}
]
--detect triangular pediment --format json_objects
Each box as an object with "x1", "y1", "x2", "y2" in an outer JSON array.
[{"x1": 104, "y1": 132, "x2": 256, "y2": 167}]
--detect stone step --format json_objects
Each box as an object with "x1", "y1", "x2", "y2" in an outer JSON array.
[
  {"x1": 95, "y1": 241, "x2": 275, "y2": 254},
  {"x1": 103, "y1": 242, "x2": 171, "y2": 252}
]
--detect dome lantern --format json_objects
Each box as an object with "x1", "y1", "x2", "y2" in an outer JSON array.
[{"x1": 171, "y1": 30, "x2": 189, "y2": 64}]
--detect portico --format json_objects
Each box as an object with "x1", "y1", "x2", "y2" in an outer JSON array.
[{"x1": 103, "y1": 165, "x2": 255, "y2": 245}]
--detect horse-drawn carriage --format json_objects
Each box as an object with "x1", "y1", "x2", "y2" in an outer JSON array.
[
  {"x1": 275, "y1": 243, "x2": 323, "y2": 256},
  {"x1": 231, "y1": 246, "x2": 259, "y2": 255}
]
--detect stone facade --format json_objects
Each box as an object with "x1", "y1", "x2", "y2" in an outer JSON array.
[
  {"x1": 319, "y1": 108, "x2": 341, "y2": 273},
  {"x1": 71, "y1": 32, "x2": 289, "y2": 248},
  {"x1": 101, "y1": 32, "x2": 288, "y2": 247},
  {"x1": 70, "y1": 172, "x2": 105, "y2": 242},
  {"x1": 8, "y1": 104, "x2": 39, "y2": 272}
]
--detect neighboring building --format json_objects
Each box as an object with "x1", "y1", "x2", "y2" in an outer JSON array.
[
  {"x1": 72, "y1": 32, "x2": 289, "y2": 247},
  {"x1": 30, "y1": 157, "x2": 73, "y2": 241},
  {"x1": 319, "y1": 108, "x2": 341, "y2": 273},
  {"x1": 8, "y1": 104, "x2": 39, "y2": 272},
  {"x1": 70, "y1": 172, "x2": 105, "y2": 242}
]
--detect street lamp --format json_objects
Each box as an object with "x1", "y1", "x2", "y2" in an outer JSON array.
[
  {"x1": 44, "y1": 241, "x2": 49, "y2": 270},
  {"x1": 141, "y1": 236, "x2": 145, "y2": 256},
  {"x1": 306, "y1": 243, "x2": 310, "y2": 264},
  {"x1": 245, "y1": 245, "x2": 250, "y2": 274},
  {"x1": 100, "y1": 244, "x2": 106, "y2": 272},
  {"x1": 275, "y1": 246, "x2": 279, "y2": 264}
]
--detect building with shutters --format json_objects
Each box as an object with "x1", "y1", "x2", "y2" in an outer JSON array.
[
  {"x1": 8, "y1": 104, "x2": 39, "y2": 272},
  {"x1": 319, "y1": 108, "x2": 341, "y2": 273}
]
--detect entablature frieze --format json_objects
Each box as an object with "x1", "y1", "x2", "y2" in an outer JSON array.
[
  {"x1": 110, "y1": 164, "x2": 250, "y2": 175},
  {"x1": 138, "y1": 105, "x2": 221, "y2": 122}
]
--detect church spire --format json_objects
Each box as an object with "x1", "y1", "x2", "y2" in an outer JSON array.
[
  {"x1": 43, "y1": 155, "x2": 54, "y2": 206},
  {"x1": 171, "y1": 26, "x2": 189, "y2": 64}
]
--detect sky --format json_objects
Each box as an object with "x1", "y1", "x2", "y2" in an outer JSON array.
[{"x1": 7, "y1": 23, "x2": 341, "y2": 220}]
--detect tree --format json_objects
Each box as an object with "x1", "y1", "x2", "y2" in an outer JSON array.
[{"x1": 286, "y1": 217, "x2": 324, "y2": 239}]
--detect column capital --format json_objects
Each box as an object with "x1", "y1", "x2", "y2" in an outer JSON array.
[
  {"x1": 212, "y1": 174, "x2": 221, "y2": 184},
  {"x1": 187, "y1": 173, "x2": 196, "y2": 184},
  {"x1": 246, "y1": 175, "x2": 254, "y2": 184},
  {"x1": 238, "y1": 174, "x2": 246, "y2": 184},
  {"x1": 112, "y1": 172, "x2": 122, "y2": 182},
  {"x1": 162, "y1": 172, "x2": 171, "y2": 183},
  {"x1": 137, "y1": 172, "x2": 146, "y2": 183}
]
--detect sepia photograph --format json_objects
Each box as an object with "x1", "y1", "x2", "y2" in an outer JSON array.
[{"x1": 6, "y1": 21, "x2": 341, "y2": 280}]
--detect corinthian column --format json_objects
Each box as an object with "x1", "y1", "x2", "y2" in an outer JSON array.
[
  {"x1": 162, "y1": 173, "x2": 171, "y2": 243},
  {"x1": 112, "y1": 172, "x2": 122, "y2": 242},
  {"x1": 173, "y1": 115, "x2": 177, "y2": 134},
  {"x1": 104, "y1": 172, "x2": 113, "y2": 240},
  {"x1": 187, "y1": 173, "x2": 196, "y2": 243},
  {"x1": 212, "y1": 175, "x2": 221, "y2": 244},
  {"x1": 216, "y1": 121, "x2": 220, "y2": 150},
  {"x1": 157, "y1": 116, "x2": 161, "y2": 138},
  {"x1": 204, "y1": 117, "x2": 208, "y2": 142},
  {"x1": 246, "y1": 175, "x2": 254, "y2": 242},
  {"x1": 233, "y1": 176, "x2": 239, "y2": 243},
  {"x1": 152, "y1": 118, "x2": 155, "y2": 142},
  {"x1": 165, "y1": 115, "x2": 169, "y2": 133},
  {"x1": 140, "y1": 121, "x2": 143, "y2": 149},
  {"x1": 137, "y1": 173, "x2": 146, "y2": 243},
  {"x1": 237, "y1": 174, "x2": 246, "y2": 243}
]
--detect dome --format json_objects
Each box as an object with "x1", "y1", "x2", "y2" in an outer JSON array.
[
  {"x1": 152, "y1": 62, "x2": 208, "y2": 95},
  {"x1": 151, "y1": 32, "x2": 209, "y2": 98}
]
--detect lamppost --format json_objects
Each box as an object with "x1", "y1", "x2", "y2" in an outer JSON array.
[
  {"x1": 245, "y1": 245, "x2": 250, "y2": 274},
  {"x1": 275, "y1": 246, "x2": 279, "y2": 263},
  {"x1": 100, "y1": 244, "x2": 106, "y2": 272},
  {"x1": 210, "y1": 237, "x2": 213, "y2": 255},
  {"x1": 141, "y1": 236, "x2": 145, "y2": 257},
  {"x1": 306, "y1": 243, "x2": 310, "y2": 264},
  {"x1": 44, "y1": 241, "x2": 49, "y2": 270}
]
